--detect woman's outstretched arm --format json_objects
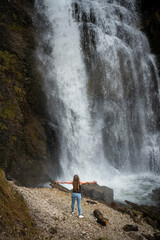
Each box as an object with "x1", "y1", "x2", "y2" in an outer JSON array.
[
  {"x1": 80, "y1": 180, "x2": 97, "y2": 185},
  {"x1": 56, "y1": 181, "x2": 73, "y2": 184}
]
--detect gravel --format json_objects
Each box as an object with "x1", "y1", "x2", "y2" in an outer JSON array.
[{"x1": 13, "y1": 184, "x2": 157, "y2": 240}]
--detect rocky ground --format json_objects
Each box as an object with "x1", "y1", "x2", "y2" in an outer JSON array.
[{"x1": 12, "y1": 183, "x2": 159, "y2": 240}]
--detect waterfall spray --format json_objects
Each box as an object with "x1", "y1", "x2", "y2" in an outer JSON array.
[{"x1": 35, "y1": 0, "x2": 160, "y2": 203}]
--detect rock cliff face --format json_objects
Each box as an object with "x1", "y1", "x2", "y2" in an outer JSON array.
[
  {"x1": 0, "y1": 0, "x2": 49, "y2": 186},
  {"x1": 140, "y1": 0, "x2": 160, "y2": 64},
  {"x1": 139, "y1": 0, "x2": 160, "y2": 128}
]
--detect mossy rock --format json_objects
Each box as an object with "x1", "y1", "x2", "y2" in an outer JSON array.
[
  {"x1": 0, "y1": 101, "x2": 16, "y2": 120},
  {"x1": 0, "y1": 169, "x2": 42, "y2": 239},
  {"x1": 0, "y1": 0, "x2": 49, "y2": 186}
]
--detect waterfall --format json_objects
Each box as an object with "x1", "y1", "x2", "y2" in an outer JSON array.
[{"x1": 35, "y1": 0, "x2": 160, "y2": 188}]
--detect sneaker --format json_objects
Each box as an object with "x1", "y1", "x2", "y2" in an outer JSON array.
[
  {"x1": 72, "y1": 212, "x2": 74, "y2": 214},
  {"x1": 79, "y1": 215, "x2": 84, "y2": 218}
]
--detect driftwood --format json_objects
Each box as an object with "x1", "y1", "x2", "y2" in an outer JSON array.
[
  {"x1": 128, "y1": 232, "x2": 143, "y2": 240},
  {"x1": 125, "y1": 200, "x2": 158, "y2": 220},
  {"x1": 117, "y1": 206, "x2": 134, "y2": 217},
  {"x1": 123, "y1": 224, "x2": 138, "y2": 232},
  {"x1": 93, "y1": 209, "x2": 109, "y2": 226},
  {"x1": 50, "y1": 180, "x2": 70, "y2": 193},
  {"x1": 86, "y1": 200, "x2": 97, "y2": 205},
  {"x1": 111, "y1": 200, "x2": 160, "y2": 230},
  {"x1": 125, "y1": 200, "x2": 160, "y2": 229},
  {"x1": 141, "y1": 234, "x2": 155, "y2": 240}
]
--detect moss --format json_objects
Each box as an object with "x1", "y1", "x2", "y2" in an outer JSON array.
[
  {"x1": 0, "y1": 93, "x2": 4, "y2": 99},
  {"x1": 0, "y1": 101, "x2": 15, "y2": 120},
  {"x1": 10, "y1": 136, "x2": 17, "y2": 145},
  {"x1": 0, "y1": 50, "x2": 17, "y2": 67},
  {"x1": 0, "y1": 169, "x2": 42, "y2": 239},
  {"x1": 14, "y1": 86, "x2": 26, "y2": 100},
  {"x1": 13, "y1": 13, "x2": 17, "y2": 21},
  {"x1": 6, "y1": 78, "x2": 12, "y2": 84},
  {"x1": 8, "y1": 23, "x2": 24, "y2": 32},
  {"x1": 0, "y1": 50, "x2": 22, "y2": 77},
  {"x1": 0, "y1": 0, "x2": 48, "y2": 187},
  {"x1": 14, "y1": 86, "x2": 21, "y2": 93},
  {"x1": 0, "y1": 51, "x2": 22, "y2": 85},
  {"x1": 0, "y1": 122, "x2": 8, "y2": 131}
]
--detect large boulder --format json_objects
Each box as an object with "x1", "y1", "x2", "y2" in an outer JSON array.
[
  {"x1": 81, "y1": 183, "x2": 114, "y2": 203},
  {"x1": 149, "y1": 188, "x2": 160, "y2": 207}
]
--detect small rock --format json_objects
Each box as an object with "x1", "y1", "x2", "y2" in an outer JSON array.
[
  {"x1": 128, "y1": 232, "x2": 143, "y2": 240},
  {"x1": 110, "y1": 201, "x2": 119, "y2": 210},
  {"x1": 145, "y1": 217, "x2": 157, "y2": 229},
  {"x1": 123, "y1": 224, "x2": 138, "y2": 232},
  {"x1": 141, "y1": 233, "x2": 155, "y2": 240},
  {"x1": 49, "y1": 227, "x2": 57, "y2": 235},
  {"x1": 154, "y1": 232, "x2": 160, "y2": 240}
]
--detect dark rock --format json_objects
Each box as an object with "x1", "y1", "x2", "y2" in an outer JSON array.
[
  {"x1": 128, "y1": 232, "x2": 143, "y2": 240},
  {"x1": 150, "y1": 188, "x2": 160, "y2": 207},
  {"x1": 139, "y1": 1, "x2": 160, "y2": 130},
  {"x1": 154, "y1": 232, "x2": 160, "y2": 240},
  {"x1": 81, "y1": 183, "x2": 113, "y2": 203},
  {"x1": 86, "y1": 200, "x2": 97, "y2": 205},
  {"x1": 0, "y1": 0, "x2": 52, "y2": 186},
  {"x1": 125, "y1": 200, "x2": 160, "y2": 229},
  {"x1": 49, "y1": 227, "x2": 57, "y2": 235},
  {"x1": 142, "y1": 233, "x2": 155, "y2": 240},
  {"x1": 109, "y1": 201, "x2": 119, "y2": 210},
  {"x1": 145, "y1": 217, "x2": 158, "y2": 229},
  {"x1": 123, "y1": 224, "x2": 138, "y2": 232}
]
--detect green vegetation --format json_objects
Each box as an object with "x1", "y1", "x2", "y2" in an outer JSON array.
[
  {"x1": 8, "y1": 22, "x2": 24, "y2": 32},
  {"x1": 0, "y1": 169, "x2": 41, "y2": 239},
  {"x1": 0, "y1": 122, "x2": 8, "y2": 131},
  {"x1": 0, "y1": 101, "x2": 15, "y2": 120},
  {"x1": 0, "y1": 50, "x2": 22, "y2": 80}
]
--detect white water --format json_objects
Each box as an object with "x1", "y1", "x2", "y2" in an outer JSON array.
[{"x1": 35, "y1": 0, "x2": 160, "y2": 204}]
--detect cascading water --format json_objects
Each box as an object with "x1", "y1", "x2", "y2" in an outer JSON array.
[{"x1": 35, "y1": 0, "x2": 160, "y2": 204}]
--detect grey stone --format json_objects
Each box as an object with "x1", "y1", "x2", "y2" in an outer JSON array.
[{"x1": 81, "y1": 183, "x2": 113, "y2": 203}]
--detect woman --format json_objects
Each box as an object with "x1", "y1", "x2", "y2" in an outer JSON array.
[{"x1": 56, "y1": 175, "x2": 97, "y2": 218}]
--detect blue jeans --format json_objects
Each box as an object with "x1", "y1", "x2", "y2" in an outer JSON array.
[{"x1": 71, "y1": 192, "x2": 81, "y2": 216}]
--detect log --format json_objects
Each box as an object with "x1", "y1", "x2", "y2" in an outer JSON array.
[
  {"x1": 86, "y1": 200, "x2": 97, "y2": 205},
  {"x1": 128, "y1": 232, "x2": 143, "y2": 240},
  {"x1": 94, "y1": 209, "x2": 103, "y2": 219},
  {"x1": 125, "y1": 200, "x2": 160, "y2": 224},
  {"x1": 141, "y1": 233, "x2": 155, "y2": 240},
  {"x1": 50, "y1": 180, "x2": 70, "y2": 193},
  {"x1": 117, "y1": 206, "x2": 143, "y2": 223},
  {"x1": 93, "y1": 209, "x2": 109, "y2": 226},
  {"x1": 117, "y1": 206, "x2": 134, "y2": 217},
  {"x1": 123, "y1": 224, "x2": 138, "y2": 232}
]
